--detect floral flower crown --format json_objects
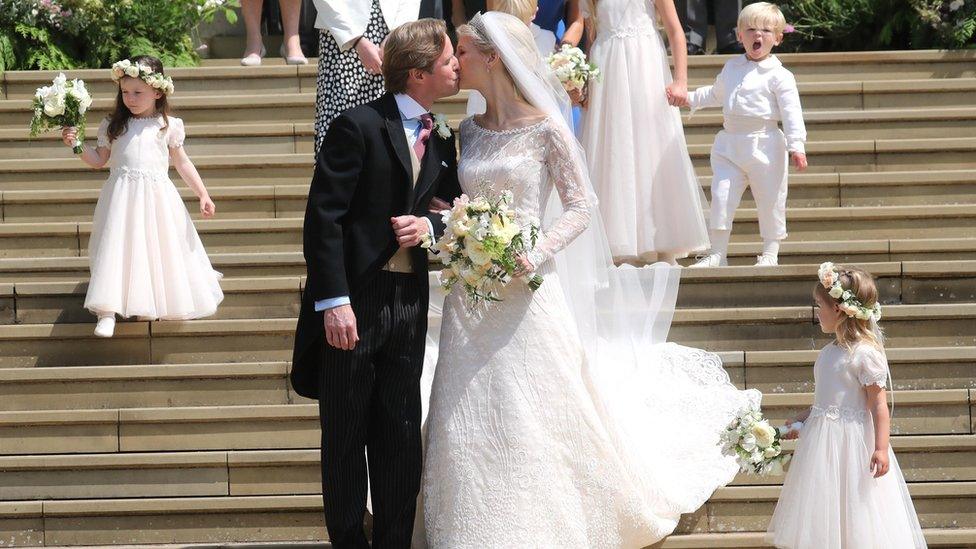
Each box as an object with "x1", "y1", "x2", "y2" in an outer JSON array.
[
  {"x1": 817, "y1": 262, "x2": 882, "y2": 322},
  {"x1": 110, "y1": 59, "x2": 175, "y2": 95}
]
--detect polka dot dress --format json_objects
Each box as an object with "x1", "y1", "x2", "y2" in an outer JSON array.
[{"x1": 314, "y1": 0, "x2": 389, "y2": 156}]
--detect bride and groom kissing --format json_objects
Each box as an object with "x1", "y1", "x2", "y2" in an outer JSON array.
[{"x1": 292, "y1": 13, "x2": 757, "y2": 549}]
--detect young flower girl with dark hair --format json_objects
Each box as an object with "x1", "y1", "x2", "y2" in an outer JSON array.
[{"x1": 61, "y1": 55, "x2": 223, "y2": 337}]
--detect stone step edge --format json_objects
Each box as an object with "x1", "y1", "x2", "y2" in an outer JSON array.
[
  {"x1": 3, "y1": 433, "x2": 973, "y2": 471},
  {"x1": 0, "y1": 361, "x2": 289, "y2": 382},
  {"x1": 0, "y1": 387, "x2": 969, "y2": 427}
]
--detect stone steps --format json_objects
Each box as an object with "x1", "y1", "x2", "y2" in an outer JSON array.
[
  {"x1": 3, "y1": 170, "x2": 976, "y2": 224},
  {"x1": 1, "y1": 261, "x2": 973, "y2": 326},
  {"x1": 0, "y1": 205, "x2": 973, "y2": 259},
  {"x1": 0, "y1": 301, "x2": 974, "y2": 369},
  {"x1": 0, "y1": 482, "x2": 974, "y2": 543},
  {"x1": 0, "y1": 362, "x2": 294, "y2": 411},
  {"x1": 7, "y1": 108, "x2": 976, "y2": 163},
  {"x1": 1, "y1": 434, "x2": 973, "y2": 502},
  {"x1": 0, "y1": 387, "x2": 972, "y2": 456}
]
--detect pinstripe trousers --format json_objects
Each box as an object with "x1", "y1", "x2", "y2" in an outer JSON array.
[{"x1": 318, "y1": 271, "x2": 427, "y2": 549}]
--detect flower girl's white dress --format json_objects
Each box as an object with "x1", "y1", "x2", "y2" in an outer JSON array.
[
  {"x1": 767, "y1": 342, "x2": 927, "y2": 549},
  {"x1": 85, "y1": 116, "x2": 223, "y2": 320},
  {"x1": 579, "y1": 0, "x2": 709, "y2": 262}
]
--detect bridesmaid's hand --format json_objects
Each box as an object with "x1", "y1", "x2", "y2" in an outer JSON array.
[
  {"x1": 355, "y1": 38, "x2": 383, "y2": 75},
  {"x1": 568, "y1": 87, "x2": 585, "y2": 107},
  {"x1": 665, "y1": 81, "x2": 689, "y2": 107},
  {"x1": 791, "y1": 152, "x2": 808, "y2": 171},
  {"x1": 61, "y1": 126, "x2": 80, "y2": 147},
  {"x1": 200, "y1": 195, "x2": 216, "y2": 218},
  {"x1": 870, "y1": 449, "x2": 890, "y2": 478}
]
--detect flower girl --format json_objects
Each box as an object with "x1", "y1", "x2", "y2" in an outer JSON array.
[
  {"x1": 61, "y1": 55, "x2": 223, "y2": 337},
  {"x1": 766, "y1": 263, "x2": 926, "y2": 549}
]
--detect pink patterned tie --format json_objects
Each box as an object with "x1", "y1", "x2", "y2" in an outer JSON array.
[{"x1": 414, "y1": 114, "x2": 433, "y2": 159}]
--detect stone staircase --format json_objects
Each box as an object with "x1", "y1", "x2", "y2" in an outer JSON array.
[{"x1": 0, "y1": 49, "x2": 974, "y2": 547}]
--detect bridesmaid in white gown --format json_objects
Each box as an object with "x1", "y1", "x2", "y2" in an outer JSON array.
[
  {"x1": 420, "y1": 13, "x2": 757, "y2": 548},
  {"x1": 579, "y1": 0, "x2": 709, "y2": 265}
]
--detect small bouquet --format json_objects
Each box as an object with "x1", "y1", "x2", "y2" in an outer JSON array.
[
  {"x1": 720, "y1": 405, "x2": 794, "y2": 476},
  {"x1": 29, "y1": 73, "x2": 93, "y2": 154},
  {"x1": 423, "y1": 191, "x2": 543, "y2": 306},
  {"x1": 547, "y1": 44, "x2": 601, "y2": 94}
]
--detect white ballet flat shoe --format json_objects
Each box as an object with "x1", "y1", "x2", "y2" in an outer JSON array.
[
  {"x1": 754, "y1": 254, "x2": 779, "y2": 266},
  {"x1": 240, "y1": 45, "x2": 267, "y2": 66},
  {"x1": 94, "y1": 316, "x2": 116, "y2": 338},
  {"x1": 689, "y1": 253, "x2": 727, "y2": 268},
  {"x1": 280, "y1": 43, "x2": 307, "y2": 65}
]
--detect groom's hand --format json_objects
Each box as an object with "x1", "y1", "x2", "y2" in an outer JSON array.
[
  {"x1": 391, "y1": 215, "x2": 429, "y2": 247},
  {"x1": 324, "y1": 304, "x2": 359, "y2": 351}
]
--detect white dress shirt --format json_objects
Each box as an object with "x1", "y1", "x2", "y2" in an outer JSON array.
[
  {"x1": 315, "y1": 93, "x2": 436, "y2": 312},
  {"x1": 688, "y1": 54, "x2": 807, "y2": 154}
]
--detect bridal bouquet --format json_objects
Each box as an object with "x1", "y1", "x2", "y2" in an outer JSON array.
[
  {"x1": 720, "y1": 405, "x2": 792, "y2": 476},
  {"x1": 423, "y1": 191, "x2": 543, "y2": 306},
  {"x1": 547, "y1": 44, "x2": 601, "y2": 93},
  {"x1": 29, "y1": 73, "x2": 93, "y2": 154}
]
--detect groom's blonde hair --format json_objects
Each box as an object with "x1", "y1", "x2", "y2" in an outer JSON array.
[{"x1": 383, "y1": 18, "x2": 448, "y2": 94}]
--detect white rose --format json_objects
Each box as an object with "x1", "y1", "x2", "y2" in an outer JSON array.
[
  {"x1": 43, "y1": 94, "x2": 66, "y2": 116},
  {"x1": 740, "y1": 433, "x2": 757, "y2": 452},
  {"x1": 459, "y1": 266, "x2": 482, "y2": 286},
  {"x1": 124, "y1": 65, "x2": 140, "y2": 77},
  {"x1": 763, "y1": 446, "x2": 781, "y2": 458},
  {"x1": 464, "y1": 239, "x2": 492, "y2": 267},
  {"x1": 751, "y1": 422, "x2": 776, "y2": 448},
  {"x1": 828, "y1": 285, "x2": 844, "y2": 299}
]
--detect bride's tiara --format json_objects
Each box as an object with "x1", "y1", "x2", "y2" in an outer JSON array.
[
  {"x1": 110, "y1": 59, "x2": 175, "y2": 95},
  {"x1": 817, "y1": 262, "x2": 882, "y2": 322}
]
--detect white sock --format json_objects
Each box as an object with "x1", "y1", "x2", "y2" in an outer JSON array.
[
  {"x1": 710, "y1": 229, "x2": 732, "y2": 258},
  {"x1": 762, "y1": 240, "x2": 780, "y2": 258}
]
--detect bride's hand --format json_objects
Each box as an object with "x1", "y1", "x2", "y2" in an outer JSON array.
[{"x1": 513, "y1": 254, "x2": 535, "y2": 277}]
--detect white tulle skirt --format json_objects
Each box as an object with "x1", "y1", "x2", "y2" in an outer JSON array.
[
  {"x1": 767, "y1": 415, "x2": 927, "y2": 549},
  {"x1": 579, "y1": 28, "x2": 710, "y2": 261},
  {"x1": 85, "y1": 168, "x2": 223, "y2": 320}
]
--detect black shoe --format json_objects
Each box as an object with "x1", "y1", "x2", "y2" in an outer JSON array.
[
  {"x1": 687, "y1": 43, "x2": 705, "y2": 56},
  {"x1": 716, "y1": 43, "x2": 746, "y2": 55}
]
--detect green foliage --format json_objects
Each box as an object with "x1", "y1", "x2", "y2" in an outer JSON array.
[
  {"x1": 776, "y1": 0, "x2": 976, "y2": 51},
  {"x1": 0, "y1": 0, "x2": 240, "y2": 71}
]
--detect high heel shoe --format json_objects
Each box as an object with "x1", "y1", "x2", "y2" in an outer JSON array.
[
  {"x1": 94, "y1": 315, "x2": 116, "y2": 338},
  {"x1": 280, "y1": 43, "x2": 307, "y2": 65},
  {"x1": 240, "y1": 45, "x2": 266, "y2": 66}
]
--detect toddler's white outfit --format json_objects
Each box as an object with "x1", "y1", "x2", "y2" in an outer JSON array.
[{"x1": 689, "y1": 54, "x2": 805, "y2": 264}]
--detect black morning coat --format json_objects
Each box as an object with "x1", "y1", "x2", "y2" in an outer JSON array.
[{"x1": 290, "y1": 92, "x2": 463, "y2": 399}]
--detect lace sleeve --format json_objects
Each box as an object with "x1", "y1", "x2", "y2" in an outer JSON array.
[
  {"x1": 528, "y1": 122, "x2": 592, "y2": 269},
  {"x1": 96, "y1": 118, "x2": 111, "y2": 148},
  {"x1": 854, "y1": 344, "x2": 889, "y2": 388}
]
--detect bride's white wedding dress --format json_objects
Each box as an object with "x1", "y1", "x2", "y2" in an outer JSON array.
[{"x1": 419, "y1": 12, "x2": 759, "y2": 548}]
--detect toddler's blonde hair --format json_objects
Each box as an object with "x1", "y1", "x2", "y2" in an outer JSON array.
[
  {"x1": 813, "y1": 266, "x2": 886, "y2": 352},
  {"x1": 487, "y1": 0, "x2": 538, "y2": 24},
  {"x1": 737, "y1": 2, "x2": 787, "y2": 35}
]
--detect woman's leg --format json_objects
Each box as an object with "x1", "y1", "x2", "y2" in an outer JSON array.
[
  {"x1": 279, "y1": 0, "x2": 304, "y2": 58},
  {"x1": 241, "y1": 0, "x2": 266, "y2": 59}
]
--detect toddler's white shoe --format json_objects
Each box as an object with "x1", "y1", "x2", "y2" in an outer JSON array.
[
  {"x1": 689, "y1": 253, "x2": 727, "y2": 268},
  {"x1": 754, "y1": 254, "x2": 779, "y2": 266},
  {"x1": 94, "y1": 315, "x2": 115, "y2": 338}
]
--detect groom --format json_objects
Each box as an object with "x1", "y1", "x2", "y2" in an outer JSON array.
[{"x1": 291, "y1": 18, "x2": 462, "y2": 549}]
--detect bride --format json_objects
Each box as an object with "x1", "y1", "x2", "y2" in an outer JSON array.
[{"x1": 419, "y1": 12, "x2": 759, "y2": 548}]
